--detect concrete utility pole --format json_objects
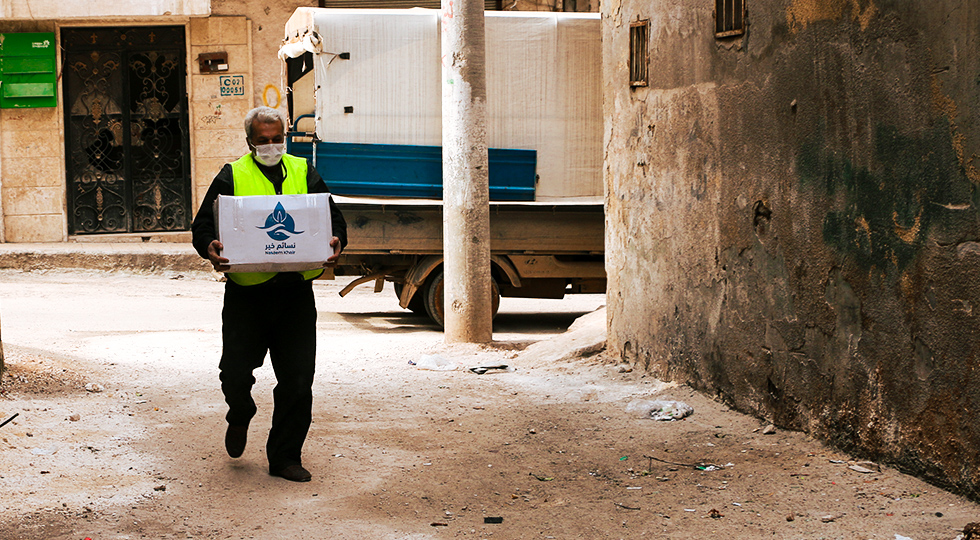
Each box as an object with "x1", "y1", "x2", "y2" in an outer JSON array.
[{"x1": 441, "y1": 0, "x2": 492, "y2": 343}]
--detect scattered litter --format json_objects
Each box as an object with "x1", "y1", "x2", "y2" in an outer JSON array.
[
  {"x1": 626, "y1": 400, "x2": 693, "y2": 421},
  {"x1": 30, "y1": 445, "x2": 59, "y2": 456},
  {"x1": 414, "y1": 355, "x2": 459, "y2": 371},
  {"x1": 684, "y1": 508, "x2": 696, "y2": 512},
  {"x1": 529, "y1": 473, "x2": 553, "y2": 481},
  {"x1": 614, "y1": 503, "x2": 640, "y2": 511},
  {"x1": 84, "y1": 383, "x2": 105, "y2": 393},
  {"x1": 855, "y1": 461, "x2": 881, "y2": 471},
  {"x1": 848, "y1": 464, "x2": 874, "y2": 474},
  {"x1": 708, "y1": 508, "x2": 723, "y2": 519},
  {"x1": 430, "y1": 523, "x2": 449, "y2": 527},
  {"x1": 820, "y1": 514, "x2": 837, "y2": 523},
  {"x1": 762, "y1": 424, "x2": 777, "y2": 435},
  {"x1": 626, "y1": 486, "x2": 641, "y2": 490},
  {"x1": 153, "y1": 485, "x2": 166, "y2": 492},
  {"x1": 616, "y1": 363, "x2": 633, "y2": 373},
  {"x1": 484, "y1": 517, "x2": 504, "y2": 524},
  {"x1": 620, "y1": 456, "x2": 628, "y2": 461},
  {"x1": 786, "y1": 514, "x2": 795, "y2": 522},
  {"x1": 68, "y1": 414, "x2": 81, "y2": 422},
  {"x1": 829, "y1": 459, "x2": 847, "y2": 464},
  {"x1": 732, "y1": 502, "x2": 741, "y2": 507},
  {"x1": 0, "y1": 413, "x2": 18, "y2": 429},
  {"x1": 645, "y1": 454, "x2": 728, "y2": 471},
  {"x1": 894, "y1": 535, "x2": 913, "y2": 540},
  {"x1": 468, "y1": 365, "x2": 514, "y2": 375}
]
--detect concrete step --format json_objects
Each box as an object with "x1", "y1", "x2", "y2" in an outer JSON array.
[{"x1": 0, "y1": 243, "x2": 212, "y2": 274}]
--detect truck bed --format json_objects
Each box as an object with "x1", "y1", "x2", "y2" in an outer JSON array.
[{"x1": 333, "y1": 195, "x2": 604, "y2": 257}]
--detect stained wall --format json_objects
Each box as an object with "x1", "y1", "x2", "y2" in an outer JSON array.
[{"x1": 603, "y1": 0, "x2": 980, "y2": 497}]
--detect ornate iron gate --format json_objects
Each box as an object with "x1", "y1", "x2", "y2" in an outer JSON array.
[{"x1": 63, "y1": 27, "x2": 191, "y2": 234}]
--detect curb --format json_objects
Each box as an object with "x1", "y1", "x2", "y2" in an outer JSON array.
[{"x1": 0, "y1": 243, "x2": 213, "y2": 274}]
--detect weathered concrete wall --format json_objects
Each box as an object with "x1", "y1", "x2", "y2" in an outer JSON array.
[
  {"x1": 212, "y1": 0, "x2": 305, "y2": 117},
  {"x1": 188, "y1": 15, "x2": 252, "y2": 208},
  {"x1": 603, "y1": 0, "x2": 980, "y2": 497},
  {"x1": 1, "y1": 0, "x2": 210, "y2": 19},
  {"x1": 505, "y1": 0, "x2": 597, "y2": 11}
]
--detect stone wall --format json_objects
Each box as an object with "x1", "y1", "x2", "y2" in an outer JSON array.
[
  {"x1": 603, "y1": 0, "x2": 980, "y2": 497},
  {"x1": 188, "y1": 15, "x2": 253, "y2": 209},
  {"x1": 0, "y1": 20, "x2": 64, "y2": 242}
]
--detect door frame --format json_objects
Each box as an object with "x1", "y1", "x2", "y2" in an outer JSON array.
[{"x1": 56, "y1": 21, "x2": 196, "y2": 239}]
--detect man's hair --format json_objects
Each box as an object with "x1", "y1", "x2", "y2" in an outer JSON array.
[{"x1": 244, "y1": 106, "x2": 286, "y2": 140}]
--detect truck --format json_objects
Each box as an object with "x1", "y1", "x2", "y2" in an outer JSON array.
[{"x1": 279, "y1": 8, "x2": 604, "y2": 326}]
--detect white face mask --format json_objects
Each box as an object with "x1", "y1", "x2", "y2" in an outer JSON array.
[{"x1": 253, "y1": 142, "x2": 285, "y2": 166}]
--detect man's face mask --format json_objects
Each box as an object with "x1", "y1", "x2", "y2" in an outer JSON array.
[{"x1": 253, "y1": 142, "x2": 285, "y2": 167}]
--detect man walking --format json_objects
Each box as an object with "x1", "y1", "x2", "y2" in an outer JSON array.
[{"x1": 191, "y1": 106, "x2": 347, "y2": 482}]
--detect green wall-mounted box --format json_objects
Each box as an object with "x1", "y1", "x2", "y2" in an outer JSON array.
[{"x1": 0, "y1": 32, "x2": 57, "y2": 109}]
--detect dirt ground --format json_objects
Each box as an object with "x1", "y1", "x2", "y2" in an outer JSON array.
[{"x1": 0, "y1": 269, "x2": 978, "y2": 540}]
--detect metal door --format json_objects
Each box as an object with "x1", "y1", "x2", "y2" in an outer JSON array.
[{"x1": 62, "y1": 27, "x2": 191, "y2": 234}]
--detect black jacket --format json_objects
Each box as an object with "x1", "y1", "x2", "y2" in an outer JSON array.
[{"x1": 191, "y1": 156, "x2": 348, "y2": 261}]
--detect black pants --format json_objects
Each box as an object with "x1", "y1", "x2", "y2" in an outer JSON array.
[{"x1": 219, "y1": 277, "x2": 317, "y2": 471}]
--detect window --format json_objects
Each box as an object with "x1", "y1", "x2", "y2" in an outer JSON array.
[
  {"x1": 715, "y1": 0, "x2": 745, "y2": 37},
  {"x1": 629, "y1": 20, "x2": 648, "y2": 88}
]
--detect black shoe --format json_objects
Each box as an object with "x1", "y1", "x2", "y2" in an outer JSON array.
[
  {"x1": 224, "y1": 424, "x2": 248, "y2": 458},
  {"x1": 271, "y1": 464, "x2": 312, "y2": 482}
]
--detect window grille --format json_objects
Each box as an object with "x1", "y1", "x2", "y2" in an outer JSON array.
[
  {"x1": 629, "y1": 20, "x2": 648, "y2": 88},
  {"x1": 715, "y1": 0, "x2": 745, "y2": 37}
]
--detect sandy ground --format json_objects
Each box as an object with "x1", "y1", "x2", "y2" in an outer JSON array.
[{"x1": 0, "y1": 268, "x2": 978, "y2": 540}]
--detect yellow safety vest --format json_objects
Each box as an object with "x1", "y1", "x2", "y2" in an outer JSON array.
[{"x1": 227, "y1": 153, "x2": 325, "y2": 286}]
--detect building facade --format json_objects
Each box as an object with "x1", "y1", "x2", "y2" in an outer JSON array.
[
  {"x1": 603, "y1": 0, "x2": 980, "y2": 497},
  {"x1": 0, "y1": 0, "x2": 594, "y2": 243}
]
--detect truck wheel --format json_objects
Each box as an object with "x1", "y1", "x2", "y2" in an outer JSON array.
[
  {"x1": 423, "y1": 270, "x2": 500, "y2": 328},
  {"x1": 393, "y1": 283, "x2": 426, "y2": 314}
]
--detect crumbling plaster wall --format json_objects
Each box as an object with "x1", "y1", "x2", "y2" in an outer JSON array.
[{"x1": 603, "y1": 0, "x2": 980, "y2": 497}]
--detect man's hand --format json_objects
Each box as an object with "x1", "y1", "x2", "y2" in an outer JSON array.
[
  {"x1": 324, "y1": 236, "x2": 342, "y2": 268},
  {"x1": 207, "y1": 240, "x2": 231, "y2": 272}
]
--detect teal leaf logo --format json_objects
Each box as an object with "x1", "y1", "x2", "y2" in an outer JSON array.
[{"x1": 257, "y1": 202, "x2": 304, "y2": 241}]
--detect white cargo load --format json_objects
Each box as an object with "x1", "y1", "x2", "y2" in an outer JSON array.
[{"x1": 282, "y1": 8, "x2": 601, "y2": 200}]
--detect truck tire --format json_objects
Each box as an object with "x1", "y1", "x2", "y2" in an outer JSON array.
[
  {"x1": 393, "y1": 283, "x2": 426, "y2": 314},
  {"x1": 423, "y1": 269, "x2": 500, "y2": 328}
]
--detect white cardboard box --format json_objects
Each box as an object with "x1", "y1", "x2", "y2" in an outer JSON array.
[{"x1": 216, "y1": 193, "x2": 333, "y2": 273}]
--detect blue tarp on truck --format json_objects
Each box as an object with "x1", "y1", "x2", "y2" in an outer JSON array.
[{"x1": 288, "y1": 140, "x2": 537, "y2": 201}]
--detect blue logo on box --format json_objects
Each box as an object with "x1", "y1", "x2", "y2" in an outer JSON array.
[{"x1": 257, "y1": 202, "x2": 304, "y2": 241}]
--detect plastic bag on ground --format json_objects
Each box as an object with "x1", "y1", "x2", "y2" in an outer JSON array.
[
  {"x1": 626, "y1": 399, "x2": 694, "y2": 421},
  {"x1": 414, "y1": 354, "x2": 459, "y2": 371}
]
